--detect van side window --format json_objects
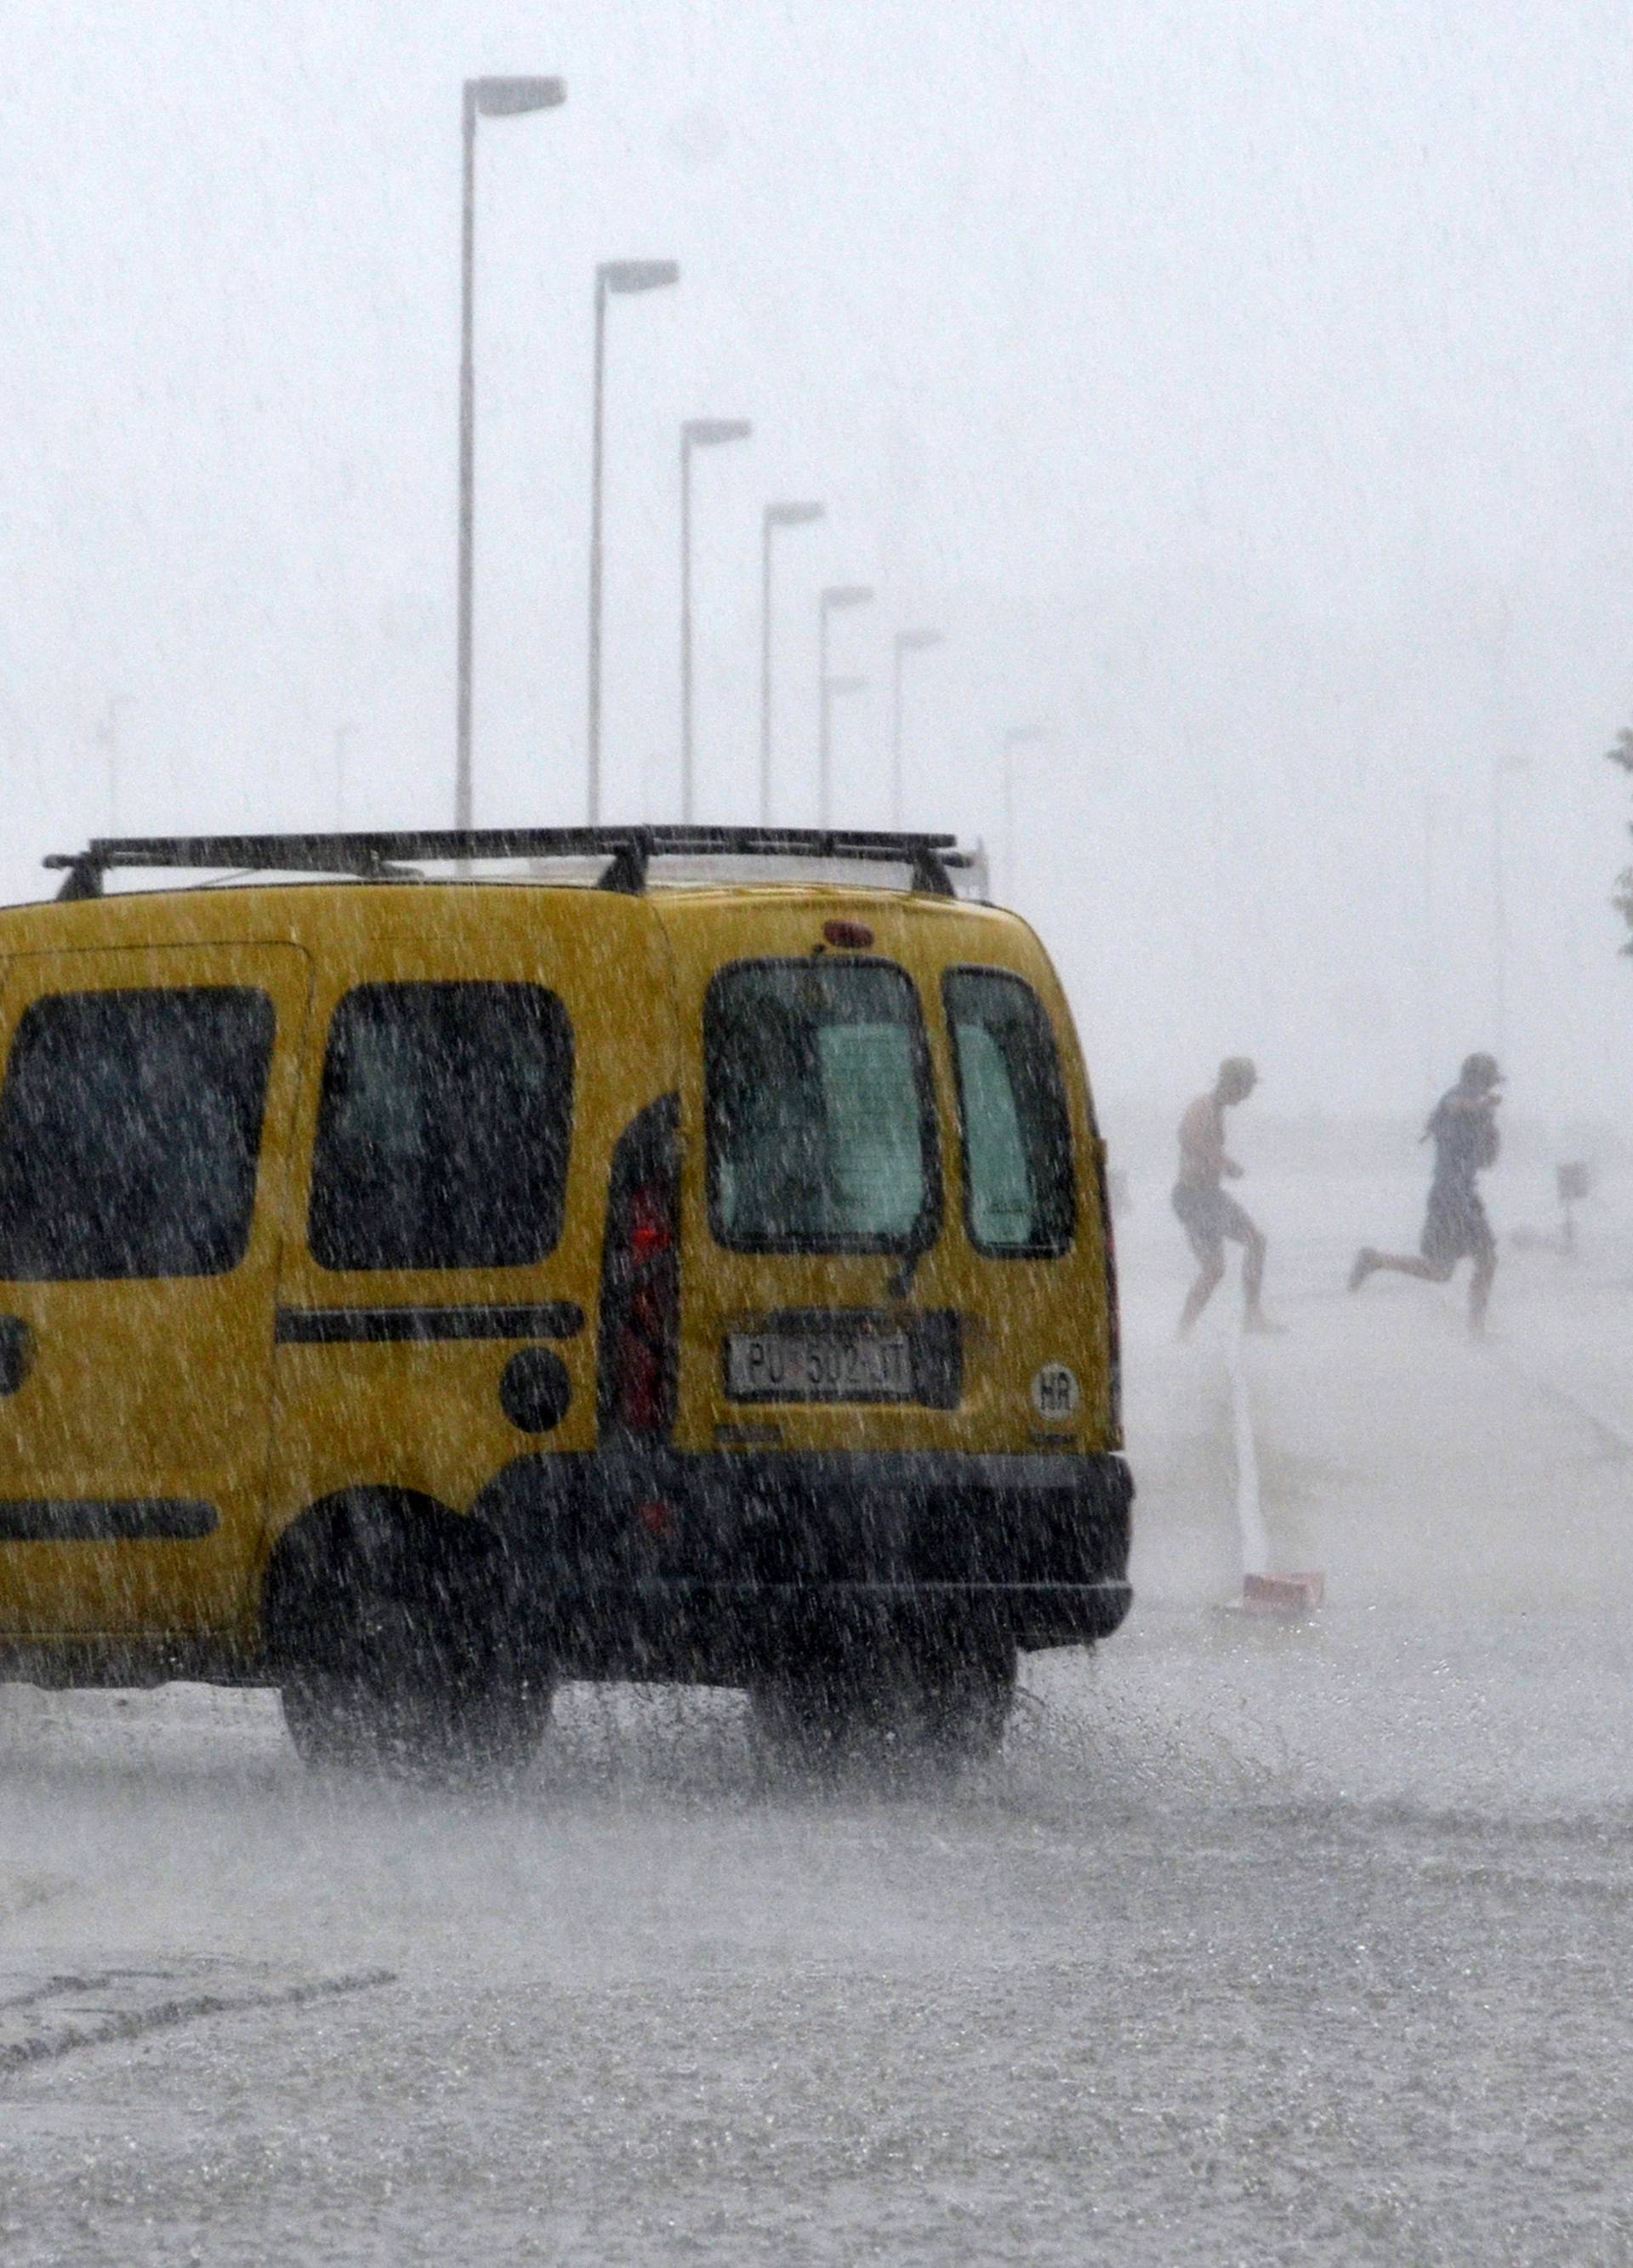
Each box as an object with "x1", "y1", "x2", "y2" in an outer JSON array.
[
  {"x1": 706, "y1": 959, "x2": 939, "y2": 1253},
  {"x1": 309, "y1": 982, "x2": 573, "y2": 1272},
  {"x1": 0, "y1": 987, "x2": 275, "y2": 1280},
  {"x1": 943, "y1": 969, "x2": 1076, "y2": 1257}
]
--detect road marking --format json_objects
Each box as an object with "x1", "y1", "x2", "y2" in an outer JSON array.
[
  {"x1": 1223, "y1": 1319, "x2": 1323, "y2": 1615},
  {"x1": 1431, "y1": 1287, "x2": 1633, "y2": 1456},
  {"x1": 0, "y1": 1961, "x2": 392, "y2": 2075},
  {"x1": 1498, "y1": 1357, "x2": 1633, "y2": 1457},
  {"x1": 1226, "y1": 1319, "x2": 1270, "y2": 1579}
]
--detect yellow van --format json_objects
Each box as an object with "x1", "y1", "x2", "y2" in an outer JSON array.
[{"x1": 0, "y1": 827, "x2": 1130, "y2": 1774}]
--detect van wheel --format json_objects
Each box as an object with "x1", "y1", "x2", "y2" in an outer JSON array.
[
  {"x1": 279, "y1": 1655, "x2": 554, "y2": 1783},
  {"x1": 749, "y1": 1634, "x2": 1016, "y2": 1776},
  {"x1": 265, "y1": 1489, "x2": 553, "y2": 1784},
  {"x1": 912, "y1": 1634, "x2": 1018, "y2": 1764}
]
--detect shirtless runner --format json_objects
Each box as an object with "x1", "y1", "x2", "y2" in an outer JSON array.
[{"x1": 1172, "y1": 1057, "x2": 1277, "y2": 1337}]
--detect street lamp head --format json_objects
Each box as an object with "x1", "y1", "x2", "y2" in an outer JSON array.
[
  {"x1": 766, "y1": 500, "x2": 824, "y2": 529},
  {"x1": 896, "y1": 627, "x2": 943, "y2": 654},
  {"x1": 684, "y1": 418, "x2": 753, "y2": 448},
  {"x1": 821, "y1": 584, "x2": 875, "y2": 613},
  {"x1": 469, "y1": 76, "x2": 566, "y2": 116},
  {"x1": 600, "y1": 258, "x2": 681, "y2": 294}
]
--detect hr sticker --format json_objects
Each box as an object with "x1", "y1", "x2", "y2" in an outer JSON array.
[{"x1": 1030, "y1": 1363, "x2": 1081, "y2": 1421}]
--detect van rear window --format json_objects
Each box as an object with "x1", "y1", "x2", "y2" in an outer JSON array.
[
  {"x1": 0, "y1": 987, "x2": 274, "y2": 1280},
  {"x1": 705, "y1": 960, "x2": 938, "y2": 1253},
  {"x1": 943, "y1": 969, "x2": 1076, "y2": 1257},
  {"x1": 309, "y1": 983, "x2": 573, "y2": 1272}
]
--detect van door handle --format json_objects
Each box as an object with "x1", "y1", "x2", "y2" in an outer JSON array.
[{"x1": 0, "y1": 1317, "x2": 33, "y2": 1395}]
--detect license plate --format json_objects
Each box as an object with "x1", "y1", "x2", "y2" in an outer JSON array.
[{"x1": 725, "y1": 1327, "x2": 914, "y2": 1402}]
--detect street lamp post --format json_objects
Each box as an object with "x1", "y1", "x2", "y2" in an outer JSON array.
[
  {"x1": 95, "y1": 696, "x2": 130, "y2": 833},
  {"x1": 817, "y1": 585, "x2": 875, "y2": 827},
  {"x1": 890, "y1": 627, "x2": 943, "y2": 827},
  {"x1": 1491, "y1": 754, "x2": 1528, "y2": 1060},
  {"x1": 455, "y1": 75, "x2": 566, "y2": 830},
  {"x1": 822, "y1": 675, "x2": 868, "y2": 825},
  {"x1": 1422, "y1": 789, "x2": 1442, "y2": 1091},
  {"x1": 587, "y1": 258, "x2": 680, "y2": 823},
  {"x1": 680, "y1": 417, "x2": 752, "y2": 822},
  {"x1": 1002, "y1": 726, "x2": 1044, "y2": 897},
  {"x1": 334, "y1": 723, "x2": 356, "y2": 829},
  {"x1": 760, "y1": 501, "x2": 824, "y2": 823}
]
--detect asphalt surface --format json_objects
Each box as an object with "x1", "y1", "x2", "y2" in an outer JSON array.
[{"x1": 1, "y1": 1167, "x2": 1630, "y2": 2265}]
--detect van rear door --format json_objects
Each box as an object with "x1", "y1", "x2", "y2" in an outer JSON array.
[
  {"x1": 0, "y1": 943, "x2": 310, "y2": 1638},
  {"x1": 667, "y1": 896, "x2": 1116, "y2": 1457},
  {"x1": 937, "y1": 960, "x2": 1118, "y2": 1450},
  {"x1": 664, "y1": 897, "x2": 973, "y2": 1453}
]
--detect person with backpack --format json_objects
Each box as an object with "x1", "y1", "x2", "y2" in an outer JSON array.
[{"x1": 1348, "y1": 1052, "x2": 1502, "y2": 1336}]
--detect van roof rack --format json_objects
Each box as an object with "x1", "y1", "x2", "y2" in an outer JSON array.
[{"x1": 44, "y1": 826, "x2": 974, "y2": 904}]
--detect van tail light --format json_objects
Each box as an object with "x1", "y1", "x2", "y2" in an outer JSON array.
[
  {"x1": 1095, "y1": 1137, "x2": 1124, "y2": 1444},
  {"x1": 599, "y1": 1095, "x2": 681, "y2": 1441}
]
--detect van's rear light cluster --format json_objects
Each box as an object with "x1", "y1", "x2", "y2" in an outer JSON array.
[
  {"x1": 598, "y1": 1096, "x2": 681, "y2": 1441},
  {"x1": 614, "y1": 1186, "x2": 675, "y2": 1431}
]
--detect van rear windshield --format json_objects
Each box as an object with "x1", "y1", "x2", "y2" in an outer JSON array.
[
  {"x1": 309, "y1": 982, "x2": 573, "y2": 1272},
  {"x1": 706, "y1": 960, "x2": 938, "y2": 1253},
  {"x1": 943, "y1": 968, "x2": 1076, "y2": 1257}
]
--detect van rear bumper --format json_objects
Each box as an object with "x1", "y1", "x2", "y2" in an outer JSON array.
[{"x1": 477, "y1": 1447, "x2": 1134, "y2": 1678}]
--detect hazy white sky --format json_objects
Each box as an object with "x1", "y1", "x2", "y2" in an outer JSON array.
[{"x1": 2, "y1": 0, "x2": 1631, "y2": 1125}]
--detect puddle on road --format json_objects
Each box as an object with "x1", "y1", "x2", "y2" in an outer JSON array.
[{"x1": 0, "y1": 1874, "x2": 74, "y2": 1926}]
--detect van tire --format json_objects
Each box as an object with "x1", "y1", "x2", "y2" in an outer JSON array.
[
  {"x1": 264, "y1": 1488, "x2": 552, "y2": 1783},
  {"x1": 279, "y1": 1659, "x2": 553, "y2": 1783},
  {"x1": 749, "y1": 1633, "x2": 1016, "y2": 1775},
  {"x1": 913, "y1": 1633, "x2": 1018, "y2": 1764}
]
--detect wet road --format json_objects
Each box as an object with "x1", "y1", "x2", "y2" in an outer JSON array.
[{"x1": 1, "y1": 1174, "x2": 1630, "y2": 2265}]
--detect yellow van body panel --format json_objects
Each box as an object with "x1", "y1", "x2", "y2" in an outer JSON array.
[
  {"x1": 0, "y1": 884, "x2": 676, "y2": 1650},
  {"x1": 0, "y1": 937, "x2": 312, "y2": 1638},
  {"x1": 0, "y1": 873, "x2": 1121, "y2": 1663},
  {"x1": 258, "y1": 886, "x2": 676, "y2": 1580}
]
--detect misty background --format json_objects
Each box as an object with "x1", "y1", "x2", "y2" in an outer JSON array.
[{"x1": 2, "y1": 0, "x2": 1630, "y2": 1142}]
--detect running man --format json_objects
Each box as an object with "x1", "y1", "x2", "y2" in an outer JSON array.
[
  {"x1": 1172, "y1": 1057, "x2": 1275, "y2": 1336},
  {"x1": 1348, "y1": 1052, "x2": 1502, "y2": 1336}
]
